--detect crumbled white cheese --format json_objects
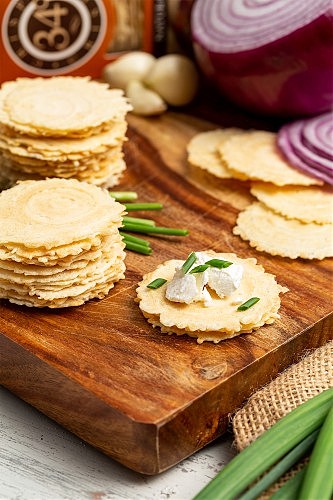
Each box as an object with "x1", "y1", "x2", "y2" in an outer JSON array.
[
  {"x1": 165, "y1": 268, "x2": 199, "y2": 303},
  {"x1": 193, "y1": 252, "x2": 209, "y2": 265},
  {"x1": 165, "y1": 252, "x2": 244, "y2": 306},
  {"x1": 208, "y1": 265, "x2": 243, "y2": 298},
  {"x1": 193, "y1": 252, "x2": 243, "y2": 298}
]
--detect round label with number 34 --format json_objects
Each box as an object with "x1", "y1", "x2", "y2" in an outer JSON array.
[{"x1": 2, "y1": 0, "x2": 107, "y2": 74}]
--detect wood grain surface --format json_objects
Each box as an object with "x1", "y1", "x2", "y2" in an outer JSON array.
[
  {"x1": 0, "y1": 386, "x2": 236, "y2": 500},
  {"x1": 0, "y1": 111, "x2": 332, "y2": 474}
]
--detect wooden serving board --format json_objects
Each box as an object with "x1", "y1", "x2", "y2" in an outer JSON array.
[{"x1": 0, "y1": 111, "x2": 332, "y2": 475}]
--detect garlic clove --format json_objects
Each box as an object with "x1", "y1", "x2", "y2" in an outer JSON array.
[
  {"x1": 102, "y1": 52, "x2": 156, "y2": 90},
  {"x1": 144, "y1": 54, "x2": 199, "y2": 106},
  {"x1": 126, "y1": 80, "x2": 167, "y2": 116}
]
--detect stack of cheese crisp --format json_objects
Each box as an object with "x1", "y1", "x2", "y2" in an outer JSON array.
[
  {"x1": 0, "y1": 178, "x2": 126, "y2": 308},
  {"x1": 0, "y1": 77, "x2": 132, "y2": 189}
]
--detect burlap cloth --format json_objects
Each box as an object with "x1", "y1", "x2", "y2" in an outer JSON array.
[{"x1": 232, "y1": 341, "x2": 333, "y2": 497}]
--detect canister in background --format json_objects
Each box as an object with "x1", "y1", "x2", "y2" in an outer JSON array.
[{"x1": 0, "y1": 0, "x2": 167, "y2": 83}]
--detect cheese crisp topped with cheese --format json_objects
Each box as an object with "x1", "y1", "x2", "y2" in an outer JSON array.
[{"x1": 136, "y1": 251, "x2": 288, "y2": 344}]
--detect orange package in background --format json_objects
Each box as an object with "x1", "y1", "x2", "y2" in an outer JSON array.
[{"x1": 0, "y1": 0, "x2": 168, "y2": 84}]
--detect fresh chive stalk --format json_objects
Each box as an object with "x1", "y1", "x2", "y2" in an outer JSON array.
[
  {"x1": 239, "y1": 430, "x2": 319, "y2": 500},
  {"x1": 124, "y1": 202, "x2": 163, "y2": 211},
  {"x1": 109, "y1": 191, "x2": 138, "y2": 201},
  {"x1": 205, "y1": 259, "x2": 233, "y2": 269},
  {"x1": 121, "y1": 222, "x2": 188, "y2": 236},
  {"x1": 190, "y1": 264, "x2": 210, "y2": 274},
  {"x1": 147, "y1": 278, "x2": 167, "y2": 289},
  {"x1": 124, "y1": 240, "x2": 152, "y2": 255},
  {"x1": 194, "y1": 388, "x2": 333, "y2": 500},
  {"x1": 298, "y1": 406, "x2": 333, "y2": 500},
  {"x1": 182, "y1": 252, "x2": 197, "y2": 274},
  {"x1": 237, "y1": 297, "x2": 260, "y2": 311},
  {"x1": 119, "y1": 232, "x2": 150, "y2": 247},
  {"x1": 270, "y1": 466, "x2": 307, "y2": 500},
  {"x1": 123, "y1": 216, "x2": 156, "y2": 226}
]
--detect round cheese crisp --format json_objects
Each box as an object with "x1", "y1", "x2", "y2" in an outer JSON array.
[
  {"x1": 1, "y1": 152, "x2": 125, "y2": 184},
  {"x1": 136, "y1": 252, "x2": 288, "y2": 343},
  {"x1": 0, "y1": 77, "x2": 132, "y2": 137},
  {"x1": 0, "y1": 178, "x2": 124, "y2": 249},
  {"x1": 1, "y1": 147, "x2": 121, "y2": 173},
  {"x1": 187, "y1": 128, "x2": 244, "y2": 179},
  {"x1": 234, "y1": 202, "x2": 333, "y2": 260},
  {"x1": 0, "y1": 273, "x2": 124, "y2": 309},
  {"x1": 250, "y1": 183, "x2": 333, "y2": 225},
  {"x1": 0, "y1": 248, "x2": 121, "y2": 285},
  {"x1": 0, "y1": 123, "x2": 127, "y2": 158},
  {"x1": 219, "y1": 130, "x2": 322, "y2": 186},
  {"x1": 0, "y1": 154, "x2": 126, "y2": 188},
  {"x1": 0, "y1": 233, "x2": 121, "y2": 269},
  {"x1": 0, "y1": 257, "x2": 125, "y2": 298}
]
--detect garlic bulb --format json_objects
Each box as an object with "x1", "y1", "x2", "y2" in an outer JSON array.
[
  {"x1": 126, "y1": 80, "x2": 167, "y2": 116},
  {"x1": 102, "y1": 52, "x2": 199, "y2": 116},
  {"x1": 144, "y1": 54, "x2": 199, "y2": 106},
  {"x1": 103, "y1": 52, "x2": 156, "y2": 90}
]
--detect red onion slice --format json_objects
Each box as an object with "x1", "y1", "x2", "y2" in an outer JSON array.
[
  {"x1": 278, "y1": 128, "x2": 332, "y2": 185},
  {"x1": 284, "y1": 122, "x2": 332, "y2": 174},
  {"x1": 302, "y1": 113, "x2": 333, "y2": 161}
]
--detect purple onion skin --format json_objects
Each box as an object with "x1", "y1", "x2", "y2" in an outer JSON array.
[{"x1": 192, "y1": 11, "x2": 333, "y2": 117}]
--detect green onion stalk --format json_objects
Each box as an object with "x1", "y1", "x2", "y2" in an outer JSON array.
[{"x1": 194, "y1": 388, "x2": 333, "y2": 500}]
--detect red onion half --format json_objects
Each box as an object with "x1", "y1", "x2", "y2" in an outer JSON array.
[
  {"x1": 191, "y1": 0, "x2": 333, "y2": 116},
  {"x1": 277, "y1": 113, "x2": 333, "y2": 185}
]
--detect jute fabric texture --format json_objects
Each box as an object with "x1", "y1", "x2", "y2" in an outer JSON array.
[{"x1": 232, "y1": 341, "x2": 332, "y2": 497}]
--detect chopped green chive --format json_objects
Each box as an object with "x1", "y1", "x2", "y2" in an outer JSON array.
[
  {"x1": 147, "y1": 278, "x2": 167, "y2": 289},
  {"x1": 109, "y1": 191, "x2": 138, "y2": 202},
  {"x1": 237, "y1": 297, "x2": 260, "y2": 311},
  {"x1": 124, "y1": 202, "x2": 163, "y2": 211},
  {"x1": 123, "y1": 216, "x2": 156, "y2": 226},
  {"x1": 190, "y1": 264, "x2": 210, "y2": 274},
  {"x1": 124, "y1": 240, "x2": 152, "y2": 255},
  {"x1": 120, "y1": 232, "x2": 151, "y2": 247},
  {"x1": 121, "y1": 222, "x2": 188, "y2": 236},
  {"x1": 205, "y1": 259, "x2": 233, "y2": 269},
  {"x1": 182, "y1": 252, "x2": 197, "y2": 274},
  {"x1": 113, "y1": 195, "x2": 188, "y2": 254}
]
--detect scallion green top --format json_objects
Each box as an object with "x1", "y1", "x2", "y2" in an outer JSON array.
[
  {"x1": 205, "y1": 259, "x2": 233, "y2": 269},
  {"x1": 124, "y1": 202, "x2": 163, "y2": 211},
  {"x1": 109, "y1": 191, "x2": 138, "y2": 202},
  {"x1": 147, "y1": 278, "x2": 167, "y2": 289},
  {"x1": 190, "y1": 264, "x2": 210, "y2": 274},
  {"x1": 237, "y1": 297, "x2": 260, "y2": 311},
  {"x1": 182, "y1": 252, "x2": 197, "y2": 274}
]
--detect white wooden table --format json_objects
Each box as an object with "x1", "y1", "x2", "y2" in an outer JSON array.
[{"x1": 0, "y1": 386, "x2": 236, "y2": 499}]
